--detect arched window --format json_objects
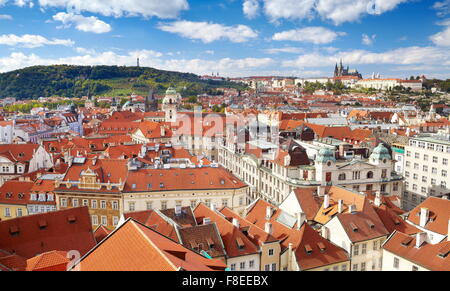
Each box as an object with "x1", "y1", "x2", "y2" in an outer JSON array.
[
  {"x1": 367, "y1": 171, "x2": 374, "y2": 179},
  {"x1": 338, "y1": 173, "x2": 346, "y2": 181}
]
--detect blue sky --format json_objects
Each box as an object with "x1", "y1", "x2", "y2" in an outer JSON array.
[{"x1": 0, "y1": 0, "x2": 449, "y2": 78}]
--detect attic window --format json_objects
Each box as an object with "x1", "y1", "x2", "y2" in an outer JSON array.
[
  {"x1": 160, "y1": 183, "x2": 165, "y2": 188},
  {"x1": 38, "y1": 219, "x2": 47, "y2": 229},
  {"x1": 67, "y1": 215, "x2": 77, "y2": 224},
  {"x1": 132, "y1": 184, "x2": 137, "y2": 189},
  {"x1": 5, "y1": 192, "x2": 12, "y2": 199},
  {"x1": 147, "y1": 184, "x2": 152, "y2": 189},
  {"x1": 393, "y1": 217, "x2": 401, "y2": 225},
  {"x1": 220, "y1": 179, "x2": 225, "y2": 185},
  {"x1": 9, "y1": 225, "x2": 19, "y2": 235},
  {"x1": 18, "y1": 153, "x2": 24, "y2": 157},
  {"x1": 367, "y1": 220, "x2": 375, "y2": 229},
  {"x1": 317, "y1": 242, "x2": 326, "y2": 253},
  {"x1": 437, "y1": 245, "x2": 450, "y2": 259},
  {"x1": 18, "y1": 194, "x2": 24, "y2": 199},
  {"x1": 206, "y1": 238, "x2": 215, "y2": 248},
  {"x1": 350, "y1": 222, "x2": 359, "y2": 232},
  {"x1": 401, "y1": 237, "x2": 413, "y2": 246},
  {"x1": 236, "y1": 237, "x2": 245, "y2": 249},
  {"x1": 166, "y1": 250, "x2": 186, "y2": 261},
  {"x1": 304, "y1": 244, "x2": 313, "y2": 255}
]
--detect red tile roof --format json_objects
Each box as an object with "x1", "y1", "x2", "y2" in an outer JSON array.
[
  {"x1": 383, "y1": 231, "x2": 450, "y2": 271},
  {"x1": 194, "y1": 203, "x2": 259, "y2": 258},
  {"x1": 0, "y1": 207, "x2": 96, "y2": 259},
  {"x1": 407, "y1": 197, "x2": 450, "y2": 235},
  {"x1": 76, "y1": 219, "x2": 227, "y2": 271},
  {"x1": 245, "y1": 199, "x2": 349, "y2": 270},
  {"x1": 26, "y1": 251, "x2": 69, "y2": 271}
]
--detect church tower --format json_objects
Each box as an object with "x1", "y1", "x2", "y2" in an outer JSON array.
[
  {"x1": 162, "y1": 87, "x2": 180, "y2": 122},
  {"x1": 145, "y1": 87, "x2": 158, "y2": 112}
]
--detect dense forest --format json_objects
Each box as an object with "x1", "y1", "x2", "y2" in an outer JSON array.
[{"x1": 0, "y1": 65, "x2": 245, "y2": 99}]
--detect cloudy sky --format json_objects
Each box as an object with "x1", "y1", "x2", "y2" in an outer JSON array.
[{"x1": 0, "y1": 0, "x2": 449, "y2": 78}]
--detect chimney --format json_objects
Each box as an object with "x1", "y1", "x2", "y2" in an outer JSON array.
[
  {"x1": 374, "y1": 191, "x2": 382, "y2": 207},
  {"x1": 297, "y1": 212, "x2": 306, "y2": 229},
  {"x1": 317, "y1": 186, "x2": 326, "y2": 197},
  {"x1": 175, "y1": 205, "x2": 182, "y2": 216},
  {"x1": 348, "y1": 204, "x2": 356, "y2": 214},
  {"x1": 321, "y1": 226, "x2": 329, "y2": 240},
  {"x1": 323, "y1": 194, "x2": 330, "y2": 209},
  {"x1": 338, "y1": 200, "x2": 344, "y2": 213},
  {"x1": 415, "y1": 232, "x2": 427, "y2": 248},
  {"x1": 232, "y1": 218, "x2": 240, "y2": 229},
  {"x1": 265, "y1": 222, "x2": 273, "y2": 235},
  {"x1": 266, "y1": 206, "x2": 272, "y2": 220},
  {"x1": 419, "y1": 208, "x2": 429, "y2": 228}
]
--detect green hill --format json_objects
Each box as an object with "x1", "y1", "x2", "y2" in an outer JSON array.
[{"x1": 0, "y1": 65, "x2": 244, "y2": 99}]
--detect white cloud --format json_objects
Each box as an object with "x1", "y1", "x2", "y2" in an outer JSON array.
[
  {"x1": 53, "y1": 12, "x2": 112, "y2": 34},
  {"x1": 433, "y1": 0, "x2": 450, "y2": 17},
  {"x1": 243, "y1": 0, "x2": 260, "y2": 19},
  {"x1": 272, "y1": 27, "x2": 345, "y2": 44},
  {"x1": 362, "y1": 33, "x2": 376, "y2": 45},
  {"x1": 263, "y1": 0, "x2": 315, "y2": 21},
  {"x1": 14, "y1": 0, "x2": 33, "y2": 7},
  {"x1": 264, "y1": 47, "x2": 303, "y2": 54},
  {"x1": 431, "y1": 26, "x2": 450, "y2": 46},
  {"x1": 0, "y1": 14, "x2": 12, "y2": 20},
  {"x1": 283, "y1": 46, "x2": 450, "y2": 68},
  {"x1": 0, "y1": 34, "x2": 74, "y2": 48},
  {"x1": 37, "y1": 0, "x2": 189, "y2": 18},
  {"x1": 261, "y1": 0, "x2": 407, "y2": 25},
  {"x1": 158, "y1": 21, "x2": 258, "y2": 43}
]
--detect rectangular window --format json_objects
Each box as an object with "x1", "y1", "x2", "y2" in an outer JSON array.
[
  {"x1": 129, "y1": 202, "x2": 135, "y2": 212},
  {"x1": 361, "y1": 263, "x2": 366, "y2": 271},
  {"x1": 161, "y1": 201, "x2": 168, "y2": 210},
  {"x1": 92, "y1": 215, "x2": 98, "y2": 226},
  {"x1": 230, "y1": 264, "x2": 236, "y2": 271},
  {"x1": 112, "y1": 201, "x2": 119, "y2": 210},
  {"x1": 101, "y1": 216, "x2": 107, "y2": 226},
  {"x1": 362, "y1": 243, "x2": 367, "y2": 255},
  {"x1": 240, "y1": 262, "x2": 245, "y2": 270},
  {"x1": 61, "y1": 198, "x2": 67, "y2": 208},
  {"x1": 5, "y1": 208, "x2": 10, "y2": 217},
  {"x1": 100, "y1": 200, "x2": 107, "y2": 209},
  {"x1": 353, "y1": 245, "x2": 359, "y2": 256},
  {"x1": 91, "y1": 200, "x2": 97, "y2": 209},
  {"x1": 394, "y1": 257, "x2": 400, "y2": 269},
  {"x1": 146, "y1": 202, "x2": 153, "y2": 210},
  {"x1": 268, "y1": 249, "x2": 274, "y2": 256},
  {"x1": 113, "y1": 216, "x2": 119, "y2": 226},
  {"x1": 82, "y1": 199, "x2": 89, "y2": 207},
  {"x1": 249, "y1": 260, "x2": 254, "y2": 269}
]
